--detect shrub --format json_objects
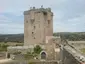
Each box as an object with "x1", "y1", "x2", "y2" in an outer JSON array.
[{"x1": 34, "y1": 45, "x2": 42, "y2": 54}]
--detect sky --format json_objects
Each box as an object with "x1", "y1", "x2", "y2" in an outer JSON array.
[{"x1": 0, "y1": 0, "x2": 85, "y2": 34}]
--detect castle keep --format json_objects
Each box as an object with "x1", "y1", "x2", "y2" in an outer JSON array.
[
  {"x1": 24, "y1": 7, "x2": 53, "y2": 45},
  {"x1": 7, "y1": 7, "x2": 61, "y2": 61},
  {"x1": 6, "y1": 7, "x2": 85, "y2": 64}
]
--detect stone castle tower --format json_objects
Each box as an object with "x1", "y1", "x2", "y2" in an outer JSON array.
[
  {"x1": 7, "y1": 7, "x2": 60, "y2": 61},
  {"x1": 24, "y1": 7, "x2": 53, "y2": 46}
]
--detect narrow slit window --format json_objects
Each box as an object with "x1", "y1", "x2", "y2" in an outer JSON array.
[
  {"x1": 26, "y1": 21, "x2": 28, "y2": 23},
  {"x1": 34, "y1": 26, "x2": 36, "y2": 29},
  {"x1": 34, "y1": 37, "x2": 35, "y2": 39},
  {"x1": 31, "y1": 19, "x2": 35, "y2": 24},
  {"x1": 48, "y1": 20, "x2": 50, "y2": 24},
  {"x1": 32, "y1": 32, "x2": 34, "y2": 34}
]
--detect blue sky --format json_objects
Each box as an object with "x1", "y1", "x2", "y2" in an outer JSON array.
[{"x1": 0, "y1": 0, "x2": 85, "y2": 34}]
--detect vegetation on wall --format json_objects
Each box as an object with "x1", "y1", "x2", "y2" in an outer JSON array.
[
  {"x1": 33, "y1": 45, "x2": 42, "y2": 54},
  {"x1": 24, "y1": 45, "x2": 42, "y2": 60}
]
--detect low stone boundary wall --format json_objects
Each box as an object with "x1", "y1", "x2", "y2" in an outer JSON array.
[{"x1": 28, "y1": 60, "x2": 58, "y2": 64}]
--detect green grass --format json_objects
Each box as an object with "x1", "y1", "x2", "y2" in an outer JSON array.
[
  {"x1": 80, "y1": 48, "x2": 85, "y2": 54},
  {"x1": 0, "y1": 44, "x2": 9, "y2": 52}
]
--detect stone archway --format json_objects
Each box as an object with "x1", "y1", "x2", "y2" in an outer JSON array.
[{"x1": 41, "y1": 51, "x2": 46, "y2": 59}]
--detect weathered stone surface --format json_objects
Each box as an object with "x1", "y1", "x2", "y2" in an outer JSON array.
[{"x1": 24, "y1": 7, "x2": 53, "y2": 45}]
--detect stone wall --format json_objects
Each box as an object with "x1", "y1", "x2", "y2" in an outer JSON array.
[
  {"x1": 7, "y1": 46, "x2": 34, "y2": 54},
  {"x1": 60, "y1": 45, "x2": 84, "y2": 64},
  {"x1": 28, "y1": 60, "x2": 58, "y2": 64},
  {"x1": 62, "y1": 48, "x2": 80, "y2": 64}
]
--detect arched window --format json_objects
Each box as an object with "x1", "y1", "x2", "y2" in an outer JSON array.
[
  {"x1": 41, "y1": 52, "x2": 46, "y2": 59},
  {"x1": 48, "y1": 20, "x2": 50, "y2": 24},
  {"x1": 26, "y1": 21, "x2": 28, "y2": 23}
]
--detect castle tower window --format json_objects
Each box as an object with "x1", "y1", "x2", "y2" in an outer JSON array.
[
  {"x1": 31, "y1": 19, "x2": 35, "y2": 24},
  {"x1": 43, "y1": 12, "x2": 47, "y2": 16},
  {"x1": 38, "y1": 21, "x2": 40, "y2": 28},
  {"x1": 34, "y1": 37, "x2": 35, "y2": 39},
  {"x1": 32, "y1": 32, "x2": 34, "y2": 38},
  {"x1": 48, "y1": 20, "x2": 50, "y2": 24},
  {"x1": 34, "y1": 26, "x2": 36, "y2": 29},
  {"x1": 26, "y1": 21, "x2": 28, "y2": 23},
  {"x1": 32, "y1": 32, "x2": 34, "y2": 34}
]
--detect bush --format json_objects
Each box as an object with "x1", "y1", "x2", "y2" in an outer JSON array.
[
  {"x1": 34, "y1": 45, "x2": 42, "y2": 54},
  {"x1": 24, "y1": 45, "x2": 42, "y2": 60}
]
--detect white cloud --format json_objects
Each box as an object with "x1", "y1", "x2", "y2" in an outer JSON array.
[
  {"x1": 0, "y1": 0, "x2": 85, "y2": 33},
  {"x1": 0, "y1": 23, "x2": 24, "y2": 34}
]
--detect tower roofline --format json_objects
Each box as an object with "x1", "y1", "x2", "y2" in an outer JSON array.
[{"x1": 24, "y1": 7, "x2": 53, "y2": 15}]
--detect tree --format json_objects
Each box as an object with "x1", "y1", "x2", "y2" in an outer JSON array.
[{"x1": 34, "y1": 45, "x2": 42, "y2": 54}]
